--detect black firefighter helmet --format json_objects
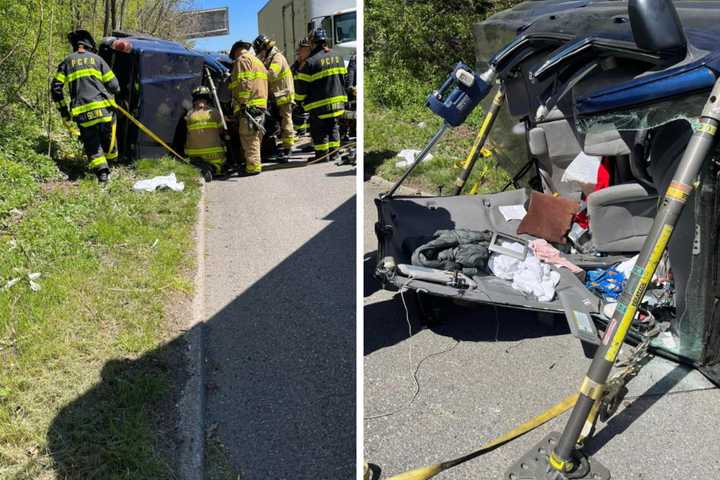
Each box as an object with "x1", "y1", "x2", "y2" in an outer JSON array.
[
  {"x1": 229, "y1": 39, "x2": 253, "y2": 60},
  {"x1": 309, "y1": 28, "x2": 328, "y2": 47},
  {"x1": 253, "y1": 34, "x2": 275, "y2": 54},
  {"x1": 192, "y1": 86, "x2": 212, "y2": 102},
  {"x1": 68, "y1": 29, "x2": 97, "y2": 52}
]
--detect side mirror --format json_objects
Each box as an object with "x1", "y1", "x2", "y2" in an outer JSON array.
[{"x1": 629, "y1": 0, "x2": 686, "y2": 57}]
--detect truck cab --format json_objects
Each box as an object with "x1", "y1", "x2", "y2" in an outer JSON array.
[{"x1": 308, "y1": 7, "x2": 357, "y2": 64}]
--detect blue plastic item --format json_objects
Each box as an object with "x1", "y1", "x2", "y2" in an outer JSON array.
[
  {"x1": 426, "y1": 62, "x2": 493, "y2": 127},
  {"x1": 586, "y1": 267, "x2": 625, "y2": 300}
]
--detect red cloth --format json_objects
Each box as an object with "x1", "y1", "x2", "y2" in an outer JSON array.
[{"x1": 574, "y1": 157, "x2": 613, "y2": 229}]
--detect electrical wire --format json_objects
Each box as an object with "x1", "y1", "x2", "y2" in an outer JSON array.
[
  {"x1": 365, "y1": 279, "x2": 507, "y2": 421},
  {"x1": 365, "y1": 282, "x2": 460, "y2": 421}
]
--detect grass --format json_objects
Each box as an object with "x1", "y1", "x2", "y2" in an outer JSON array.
[
  {"x1": 365, "y1": 96, "x2": 514, "y2": 195},
  {"x1": 205, "y1": 428, "x2": 242, "y2": 480},
  {"x1": 0, "y1": 157, "x2": 201, "y2": 479}
]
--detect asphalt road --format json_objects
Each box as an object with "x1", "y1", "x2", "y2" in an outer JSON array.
[
  {"x1": 363, "y1": 177, "x2": 720, "y2": 480},
  {"x1": 202, "y1": 158, "x2": 356, "y2": 479}
]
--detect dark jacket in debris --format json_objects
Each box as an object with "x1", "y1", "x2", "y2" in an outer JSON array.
[{"x1": 411, "y1": 229, "x2": 494, "y2": 276}]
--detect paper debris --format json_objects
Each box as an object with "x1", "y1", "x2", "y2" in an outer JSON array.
[{"x1": 561, "y1": 151, "x2": 602, "y2": 185}]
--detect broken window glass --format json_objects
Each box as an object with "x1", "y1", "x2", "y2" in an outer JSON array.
[{"x1": 574, "y1": 91, "x2": 708, "y2": 135}]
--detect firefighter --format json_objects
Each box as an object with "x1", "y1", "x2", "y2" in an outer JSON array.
[
  {"x1": 51, "y1": 29, "x2": 119, "y2": 183},
  {"x1": 291, "y1": 38, "x2": 311, "y2": 139},
  {"x1": 295, "y1": 28, "x2": 348, "y2": 163},
  {"x1": 253, "y1": 34, "x2": 295, "y2": 161},
  {"x1": 228, "y1": 40, "x2": 268, "y2": 176},
  {"x1": 185, "y1": 86, "x2": 226, "y2": 181}
]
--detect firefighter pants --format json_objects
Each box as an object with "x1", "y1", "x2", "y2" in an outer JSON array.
[
  {"x1": 190, "y1": 152, "x2": 225, "y2": 175},
  {"x1": 277, "y1": 102, "x2": 295, "y2": 149},
  {"x1": 239, "y1": 116, "x2": 263, "y2": 174},
  {"x1": 293, "y1": 110, "x2": 309, "y2": 137},
  {"x1": 78, "y1": 113, "x2": 117, "y2": 171},
  {"x1": 309, "y1": 114, "x2": 340, "y2": 159}
]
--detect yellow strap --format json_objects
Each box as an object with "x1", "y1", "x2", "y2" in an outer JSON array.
[
  {"x1": 114, "y1": 103, "x2": 187, "y2": 162},
  {"x1": 385, "y1": 393, "x2": 579, "y2": 480},
  {"x1": 579, "y1": 376, "x2": 604, "y2": 400},
  {"x1": 54, "y1": 71, "x2": 66, "y2": 83}
]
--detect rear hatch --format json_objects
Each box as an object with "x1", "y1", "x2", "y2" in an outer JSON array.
[{"x1": 374, "y1": 0, "x2": 720, "y2": 380}]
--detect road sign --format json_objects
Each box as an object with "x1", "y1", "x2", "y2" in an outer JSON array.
[{"x1": 179, "y1": 7, "x2": 229, "y2": 39}]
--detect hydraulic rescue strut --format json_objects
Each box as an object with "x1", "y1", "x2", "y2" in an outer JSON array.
[{"x1": 452, "y1": 88, "x2": 505, "y2": 195}]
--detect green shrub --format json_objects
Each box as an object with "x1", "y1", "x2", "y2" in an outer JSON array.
[{"x1": 365, "y1": 0, "x2": 523, "y2": 106}]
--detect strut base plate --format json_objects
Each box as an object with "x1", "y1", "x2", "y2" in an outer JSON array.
[{"x1": 504, "y1": 432, "x2": 610, "y2": 480}]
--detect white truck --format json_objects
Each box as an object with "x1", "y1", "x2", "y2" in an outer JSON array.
[{"x1": 257, "y1": 0, "x2": 357, "y2": 64}]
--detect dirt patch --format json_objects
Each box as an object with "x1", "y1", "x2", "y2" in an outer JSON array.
[{"x1": 40, "y1": 180, "x2": 77, "y2": 195}]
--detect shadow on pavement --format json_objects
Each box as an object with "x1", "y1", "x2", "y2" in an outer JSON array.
[
  {"x1": 584, "y1": 363, "x2": 690, "y2": 457},
  {"x1": 326, "y1": 168, "x2": 357, "y2": 178},
  {"x1": 365, "y1": 288, "x2": 570, "y2": 356},
  {"x1": 48, "y1": 197, "x2": 356, "y2": 479}
]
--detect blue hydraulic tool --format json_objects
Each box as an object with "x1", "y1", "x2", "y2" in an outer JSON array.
[{"x1": 384, "y1": 62, "x2": 497, "y2": 197}]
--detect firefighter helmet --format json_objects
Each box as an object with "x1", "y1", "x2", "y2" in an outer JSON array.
[
  {"x1": 68, "y1": 29, "x2": 97, "y2": 52},
  {"x1": 253, "y1": 34, "x2": 275, "y2": 54},
  {"x1": 310, "y1": 28, "x2": 328, "y2": 45},
  {"x1": 192, "y1": 86, "x2": 212, "y2": 101},
  {"x1": 229, "y1": 40, "x2": 252, "y2": 60}
]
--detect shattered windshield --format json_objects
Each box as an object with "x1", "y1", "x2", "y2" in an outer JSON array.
[{"x1": 575, "y1": 91, "x2": 708, "y2": 135}]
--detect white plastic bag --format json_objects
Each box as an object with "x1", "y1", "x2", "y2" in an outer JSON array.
[
  {"x1": 133, "y1": 173, "x2": 185, "y2": 192},
  {"x1": 395, "y1": 149, "x2": 433, "y2": 169}
]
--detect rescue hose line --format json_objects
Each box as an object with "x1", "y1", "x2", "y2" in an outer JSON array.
[{"x1": 113, "y1": 103, "x2": 189, "y2": 163}]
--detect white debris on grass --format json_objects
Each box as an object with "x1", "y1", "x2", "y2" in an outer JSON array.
[
  {"x1": 395, "y1": 149, "x2": 433, "y2": 169},
  {"x1": 133, "y1": 173, "x2": 185, "y2": 192}
]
